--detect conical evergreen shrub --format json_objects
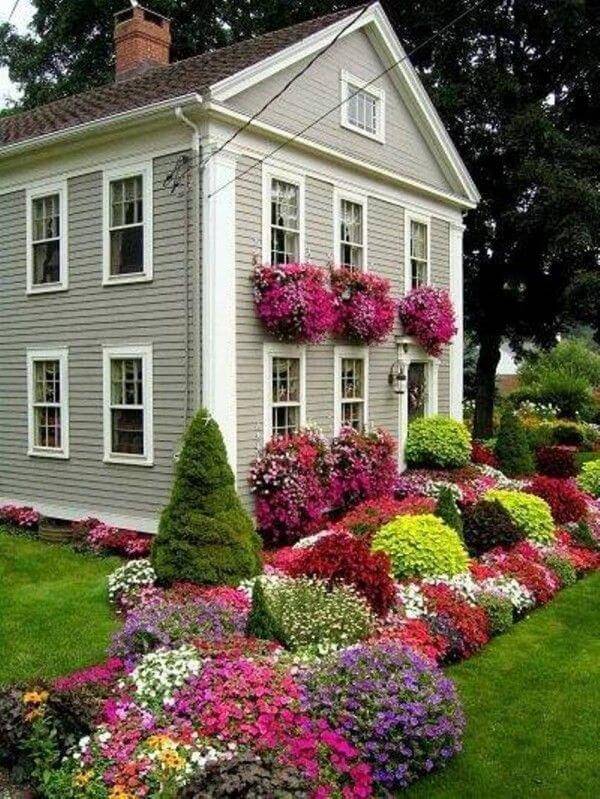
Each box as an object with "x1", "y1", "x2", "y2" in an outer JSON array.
[
  {"x1": 495, "y1": 409, "x2": 535, "y2": 477},
  {"x1": 152, "y1": 408, "x2": 262, "y2": 585},
  {"x1": 246, "y1": 579, "x2": 287, "y2": 646},
  {"x1": 435, "y1": 486, "x2": 464, "y2": 538}
]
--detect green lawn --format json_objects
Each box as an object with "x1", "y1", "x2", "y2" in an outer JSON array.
[
  {"x1": 0, "y1": 529, "x2": 120, "y2": 684},
  {"x1": 407, "y1": 572, "x2": 600, "y2": 799}
]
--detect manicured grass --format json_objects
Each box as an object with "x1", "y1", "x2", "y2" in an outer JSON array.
[
  {"x1": 0, "y1": 529, "x2": 120, "y2": 684},
  {"x1": 407, "y1": 573, "x2": 600, "y2": 799}
]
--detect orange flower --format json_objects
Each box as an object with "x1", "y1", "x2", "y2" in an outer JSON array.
[{"x1": 23, "y1": 690, "x2": 49, "y2": 705}]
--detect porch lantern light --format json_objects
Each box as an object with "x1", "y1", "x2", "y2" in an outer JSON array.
[{"x1": 388, "y1": 360, "x2": 407, "y2": 395}]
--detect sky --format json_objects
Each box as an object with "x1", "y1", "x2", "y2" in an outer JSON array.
[{"x1": 0, "y1": 0, "x2": 35, "y2": 108}]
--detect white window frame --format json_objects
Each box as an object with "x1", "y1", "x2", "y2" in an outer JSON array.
[
  {"x1": 333, "y1": 188, "x2": 368, "y2": 271},
  {"x1": 263, "y1": 343, "x2": 306, "y2": 443},
  {"x1": 404, "y1": 210, "x2": 431, "y2": 292},
  {"x1": 27, "y1": 347, "x2": 70, "y2": 459},
  {"x1": 334, "y1": 345, "x2": 369, "y2": 434},
  {"x1": 262, "y1": 165, "x2": 305, "y2": 264},
  {"x1": 103, "y1": 162, "x2": 153, "y2": 285},
  {"x1": 26, "y1": 181, "x2": 69, "y2": 294},
  {"x1": 102, "y1": 343, "x2": 154, "y2": 466},
  {"x1": 340, "y1": 70, "x2": 386, "y2": 144}
]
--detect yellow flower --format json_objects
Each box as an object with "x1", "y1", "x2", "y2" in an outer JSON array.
[
  {"x1": 147, "y1": 734, "x2": 176, "y2": 751},
  {"x1": 158, "y1": 750, "x2": 185, "y2": 770},
  {"x1": 23, "y1": 690, "x2": 49, "y2": 705},
  {"x1": 25, "y1": 708, "x2": 44, "y2": 722},
  {"x1": 73, "y1": 771, "x2": 93, "y2": 788},
  {"x1": 109, "y1": 787, "x2": 136, "y2": 799}
]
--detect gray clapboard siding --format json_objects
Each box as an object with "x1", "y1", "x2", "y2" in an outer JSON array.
[
  {"x1": 227, "y1": 30, "x2": 454, "y2": 196},
  {"x1": 0, "y1": 152, "x2": 198, "y2": 527}
]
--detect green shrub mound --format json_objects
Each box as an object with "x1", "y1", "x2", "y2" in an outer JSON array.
[
  {"x1": 435, "y1": 486, "x2": 464, "y2": 537},
  {"x1": 494, "y1": 409, "x2": 534, "y2": 477},
  {"x1": 545, "y1": 554, "x2": 577, "y2": 588},
  {"x1": 550, "y1": 421, "x2": 587, "y2": 447},
  {"x1": 570, "y1": 520, "x2": 600, "y2": 551},
  {"x1": 405, "y1": 416, "x2": 471, "y2": 469},
  {"x1": 152, "y1": 409, "x2": 262, "y2": 586},
  {"x1": 484, "y1": 489, "x2": 555, "y2": 544},
  {"x1": 463, "y1": 499, "x2": 524, "y2": 556},
  {"x1": 478, "y1": 593, "x2": 514, "y2": 636},
  {"x1": 578, "y1": 460, "x2": 600, "y2": 498},
  {"x1": 371, "y1": 514, "x2": 469, "y2": 580}
]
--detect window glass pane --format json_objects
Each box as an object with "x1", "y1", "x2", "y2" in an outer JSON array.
[
  {"x1": 271, "y1": 180, "x2": 298, "y2": 230},
  {"x1": 271, "y1": 228, "x2": 299, "y2": 265},
  {"x1": 272, "y1": 405, "x2": 299, "y2": 438},
  {"x1": 411, "y1": 259, "x2": 428, "y2": 289},
  {"x1": 35, "y1": 360, "x2": 60, "y2": 404},
  {"x1": 110, "y1": 176, "x2": 143, "y2": 228},
  {"x1": 35, "y1": 406, "x2": 61, "y2": 449},
  {"x1": 348, "y1": 87, "x2": 378, "y2": 134},
  {"x1": 408, "y1": 362, "x2": 427, "y2": 422},
  {"x1": 111, "y1": 408, "x2": 144, "y2": 454},
  {"x1": 33, "y1": 240, "x2": 60, "y2": 285},
  {"x1": 32, "y1": 194, "x2": 60, "y2": 241},
  {"x1": 110, "y1": 227, "x2": 144, "y2": 275},
  {"x1": 341, "y1": 401, "x2": 363, "y2": 430},
  {"x1": 111, "y1": 359, "x2": 143, "y2": 406},
  {"x1": 341, "y1": 358, "x2": 363, "y2": 400},
  {"x1": 272, "y1": 358, "x2": 300, "y2": 404},
  {"x1": 411, "y1": 221, "x2": 427, "y2": 260}
]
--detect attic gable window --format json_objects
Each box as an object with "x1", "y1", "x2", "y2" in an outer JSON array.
[{"x1": 340, "y1": 70, "x2": 385, "y2": 143}]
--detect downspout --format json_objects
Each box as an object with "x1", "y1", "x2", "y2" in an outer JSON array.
[{"x1": 174, "y1": 103, "x2": 202, "y2": 420}]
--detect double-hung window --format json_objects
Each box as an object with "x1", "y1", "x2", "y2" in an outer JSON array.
[
  {"x1": 334, "y1": 346, "x2": 368, "y2": 433},
  {"x1": 26, "y1": 182, "x2": 68, "y2": 293},
  {"x1": 27, "y1": 348, "x2": 69, "y2": 458},
  {"x1": 406, "y1": 214, "x2": 430, "y2": 290},
  {"x1": 263, "y1": 168, "x2": 304, "y2": 265},
  {"x1": 340, "y1": 70, "x2": 385, "y2": 143},
  {"x1": 103, "y1": 345, "x2": 153, "y2": 465},
  {"x1": 264, "y1": 344, "x2": 305, "y2": 441},
  {"x1": 335, "y1": 190, "x2": 366, "y2": 271},
  {"x1": 408, "y1": 361, "x2": 428, "y2": 422},
  {"x1": 104, "y1": 163, "x2": 152, "y2": 283}
]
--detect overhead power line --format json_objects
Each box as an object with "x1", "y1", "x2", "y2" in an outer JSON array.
[
  {"x1": 7, "y1": 0, "x2": 22, "y2": 23},
  {"x1": 207, "y1": 0, "x2": 487, "y2": 200}
]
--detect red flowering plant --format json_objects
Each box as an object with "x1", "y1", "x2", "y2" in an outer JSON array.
[
  {"x1": 535, "y1": 445, "x2": 579, "y2": 478},
  {"x1": 86, "y1": 522, "x2": 153, "y2": 559},
  {"x1": 555, "y1": 531, "x2": 600, "y2": 572},
  {"x1": 336, "y1": 496, "x2": 435, "y2": 541},
  {"x1": 371, "y1": 618, "x2": 449, "y2": 664},
  {"x1": 331, "y1": 268, "x2": 396, "y2": 345},
  {"x1": 483, "y1": 547, "x2": 560, "y2": 605},
  {"x1": 253, "y1": 262, "x2": 337, "y2": 343},
  {"x1": 398, "y1": 286, "x2": 457, "y2": 357},
  {"x1": 471, "y1": 441, "x2": 500, "y2": 468},
  {"x1": 526, "y1": 476, "x2": 588, "y2": 524},
  {"x1": 288, "y1": 531, "x2": 396, "y2": 616},
  {"x1": 0, "y1": 504, "x2": 40, "y2": 529},
  {"x1": 250, "y1": 428, "x2": 333, "y2": 545},
  {"x1": 330, "y1": 426, "x2": 397, "y2": 509},
  {"x1": 421, "y1": 583, "x2": 490, "y2": 661}
]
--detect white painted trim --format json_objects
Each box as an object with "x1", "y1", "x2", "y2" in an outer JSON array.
[
  {"x1": 340, "y1": 69, "x2": 386, "y2": 144},
  {"x1": 263, "y1": 343, "x2": 306, "y2": 444},
  {"x1": 262, "y1": 164, "x2": 306, "y2": 263},
  {"x1": 333, "y1": 187, "x2": 368, "y2": 271},
  {"x1": 102, "y1": 343, "x2": 154, "y2": 466},
  {"x1": 333, "y1": 345, "x2": 369, "y2": 434},
  {"x1": 0, "y1": 496, "x2": 159, "y2": 534},
  {"x1": 26, "y1": 346, "x2": 70, "y2": 459},
  {"x1": 202, "y1": 150, "x2": 238, "y2": 471},
  {"x1": 25, "y1": 180, "x2": 69, "y2": 295},
  {"x1": 102, "y1": 161, "x2": 153, "y2": 285},
  {"x1": 404, "y1": 209, "x2": 431, "y2": 293},
  {"x1": 449, "y1": 221, "x2": 465, "y2": 419}
]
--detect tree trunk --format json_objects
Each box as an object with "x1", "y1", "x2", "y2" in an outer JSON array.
[{"x1": 473, "y1": 334, "x2": 502, "y2": 439}]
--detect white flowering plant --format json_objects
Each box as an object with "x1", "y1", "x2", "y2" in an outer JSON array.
[
  {"x1": 479, "y1": 576, "x2": 535, "y2": 614},
  {"x1": 128, "y1": 645, "x2": 202, "y2": 710},
  {"x1": 107, "y1": 558, "x2": 156, "y2": 604},
  {"x1": 395, "y1": 583, "x2": 428, "y2": 619}
]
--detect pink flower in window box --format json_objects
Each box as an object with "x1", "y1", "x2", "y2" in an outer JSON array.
[
  {"x1": 331, "y1": 269, "x2": 396, "y2": 345},
  {"x1": 398, "y1": 286, "x2": 457, "y2": 357}
]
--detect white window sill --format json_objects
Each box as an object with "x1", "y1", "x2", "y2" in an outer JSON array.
[
  {"x1": 103, "y1": 273, "x2": 153, "y2": 287},
  {"x1": 104, "y1": 454, "x2": 154, "y2": 467},
  {"x1": 27, "y1": 284, "x2": 69, "y2": 296},
  {"x1": 340, "y1": 120, "x2": 385, "y2": 144},
  {"x1": 28, "y1": 448, "x2": 69, "y2": 460}
]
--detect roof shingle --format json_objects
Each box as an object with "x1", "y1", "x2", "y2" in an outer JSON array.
[{"x1": 0, "y1": 5, "x2": 367, "y2": 149}]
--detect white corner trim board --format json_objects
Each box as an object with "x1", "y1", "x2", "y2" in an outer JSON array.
[
  {"x1": 202, "y1": 149, "x2": 238, "y2": 472},
  {"x1": 449, "y1": 221, "x2": 465, "y2": 420}
]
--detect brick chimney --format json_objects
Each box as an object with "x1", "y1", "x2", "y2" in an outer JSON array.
[{"x1": 114, "y1": 4, "x2": 172, "y2": 81}]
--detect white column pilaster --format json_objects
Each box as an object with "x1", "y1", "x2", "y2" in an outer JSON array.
[{"x1": 449, "y1": 221, "x2": 465, "y2": 420}]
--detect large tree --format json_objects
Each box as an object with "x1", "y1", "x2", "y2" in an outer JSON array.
[{"x1": 2, "y1": 1, "x2": 599, "y2": 437}]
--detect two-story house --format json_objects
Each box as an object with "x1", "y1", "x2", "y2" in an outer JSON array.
[{"x1": 0, "y1": 3, "x2": 479, "y2": 533}]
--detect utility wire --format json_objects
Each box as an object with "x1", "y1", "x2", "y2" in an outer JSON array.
[
  {"x1": 7, "y1": 0, "x2": 21, "y2": 23},
  {"x1": 202, "y1": 4, "x2": 370, "y2": 168},
  {"x1": 207, "y1": 0, "x2": 487, "y2": 199}
]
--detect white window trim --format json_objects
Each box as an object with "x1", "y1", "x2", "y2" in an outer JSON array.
[
  {"x1": 102, "y1": 343, "x2": 154, "y2": 466},
  {"x1": 262, "y1": 165, "x2": 306, "y2": 264},
  {"x1": 27, "y1": 347, "x2": 70, "y2": 459},
  {"x1": 103, "y1": 161, "x2": 153, "y2": 285},
  {"x1": 263, "y1": 343, "x2": 306, "y2": 443},
  {"x1": 404, "y1": 210, "x2": 431, "y2": 293},
  {"x1": 26, "y1": 181, "x2": 69, "y2": 295},
  {"x1": 340, "y1": 69, "x2": 386, "y2": 144},
  {"x1": 333, "y1": 187, "x2": 368, "y2": 271},
  {"x1": 333, "y1": 345, "x2": 369, "y2": 434}
]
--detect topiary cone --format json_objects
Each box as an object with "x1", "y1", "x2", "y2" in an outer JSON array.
[{"x1": 152, "y1": 408, "x2": 262, "y2": 586}]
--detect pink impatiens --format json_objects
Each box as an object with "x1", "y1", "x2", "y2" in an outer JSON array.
[
  {"x1": 331, "y1": 269, "x2": 396, "y2": 345},
  {"x1": 398, "y1": 286, "x2": 457, "y2": 357}
]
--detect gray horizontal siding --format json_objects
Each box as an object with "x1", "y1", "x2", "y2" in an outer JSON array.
[{"x1": 0, "y1": 151, "x2": 198, "y2": 528}]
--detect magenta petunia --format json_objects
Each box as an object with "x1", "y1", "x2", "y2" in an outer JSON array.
[{"x1": 398, "y1": 286, "x2": 457, "y2": 357}]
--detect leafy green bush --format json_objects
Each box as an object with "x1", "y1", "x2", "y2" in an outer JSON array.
[
  {"x1": 152, "y1": 409, "x2": 262, "y2": 586},
  {"x1": 257, "y1": 577, "x2": 373, "y2": 653},
  {"x1": 371, "y1": 514, "x2": 469, "y2": 580},
  {"x1": 484, "y1": 489, "x2": 555, "y2": 544},
  {"x1": 435, "y1": 486, "x2": 464, "y2": 537},
  {"x1": 569, "y1": 520, "x2": 600, "y2": 551},
  {"x1": 494, "y1": 409, "x2": 534, "y2": 477},
  {"x1": 544, "y1": 554, "x2": 577, "y2": 588},
  {"x1": 519, "y1": 339, "x2": 600, "y2": 389},
  {"x1": 578, "y1": 460, "x2": 600, "y2": 498},
  {"x1": 478, "y1": 593, "x2": 514, "y2": 635},
  {"x1": 405, "y1": 416, "x2": 471, "y2": 469},
  {"x1": 550, "y1": 420, "x2": 587, "y2": 447},
  {"x1": 463, "y1": 499, "x2": 525, "y2": 556}
]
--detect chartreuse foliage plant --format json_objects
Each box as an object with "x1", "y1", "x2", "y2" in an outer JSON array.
[
  {"x1": 494, "y1": 409, "x2": 535, "y2": 477},
  {"x1": 405, "y1": 416, "x2": 471, "y2": 469},
  {"x1": 371, "y1": 514, "x2": 469, "y2": 580},
  {"x1": 152, "y1": 409, "x2": 262, "y2": 586},
  {"x1": 484, "y1": 490, "x2": 555, "y2": 544},
  {"x1": 578, "y1": 459, "x2": 600, "y2": 498}
]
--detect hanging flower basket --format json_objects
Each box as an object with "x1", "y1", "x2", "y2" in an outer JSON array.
[
  {"x1": 252, "y1": 263, "x2": 337, "y2": 344},
  {"x1": 398, "y1": 285, "x2": 457, "y2": 357},
  {"x1": 331, "y1": 269, "x2": 396, "y2": 345}
]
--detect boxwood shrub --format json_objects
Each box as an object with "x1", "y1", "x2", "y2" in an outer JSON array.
[
  {"x1": 405, "y1": 416, "x2": 471, "y2": 469},
  {"x1": 371, "y1": 514, "x2": 469, "y2": 580},
  {"x1": 484, "y1": 489, "x2": 555, "y2": 544},
  {"x1": 578, "y1": 459, "x2": 600, "y2": 498},
  {"x1": 494, "y1": 409, "x2": 534, "y2": 477},
  {"x1": 477, "y1": 593, "x2": 514, "y2": 635}
]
